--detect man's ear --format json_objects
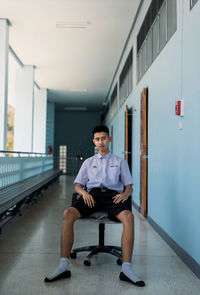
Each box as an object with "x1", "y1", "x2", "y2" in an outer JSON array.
[
  {"x1": 109, "y1": 136, "x2": 112, "y2": 142},
  {"x1": 92, "y1": 138, "x2": 95, "y2": 145}
]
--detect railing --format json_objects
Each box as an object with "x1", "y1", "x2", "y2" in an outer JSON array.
[{"x1": 0, "y1": 150, "x2": 53, "y2": 188}]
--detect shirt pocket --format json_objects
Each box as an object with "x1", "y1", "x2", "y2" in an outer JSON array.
[
  {"x1": 88, "y1": 165, "x2": 99, "y2": 180},
  {"x1": 107, "y1": 165, "x2": 120, "y2": 183}
]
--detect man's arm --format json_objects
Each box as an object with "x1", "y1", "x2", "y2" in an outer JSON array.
[
  {"x1": 75, "y1": 183, "x2": 96, "y2": 208},
  {"x1": 112, "y1": 184, "x2": 133, "y2": 204}
]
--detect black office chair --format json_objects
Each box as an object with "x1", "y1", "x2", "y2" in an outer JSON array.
[{"x1": 70, "y1": 193, "x2": 122, "y2": 266}]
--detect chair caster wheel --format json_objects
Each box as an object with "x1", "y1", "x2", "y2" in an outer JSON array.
[
  {"x1": 84, "y1": 258, "x2": 91, "y2": 266},
  {"x1": 70, "y1": 252, "x2": 77, "y2": 259},
  {"x1": 117, "y1": 258, "x2": 122, "y2": 265}
]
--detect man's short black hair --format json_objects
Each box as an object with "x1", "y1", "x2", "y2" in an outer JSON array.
[{"x1": 93, "y1": 125, "x2": 109, "y2": 136}]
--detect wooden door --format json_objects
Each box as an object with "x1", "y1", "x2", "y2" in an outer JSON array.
[
  {"x1": 140, "y1": 88, "x2": 148, "y2": 218},
  {"x1": 125, "y1": 105, "x2": 132, "y2": 172}
]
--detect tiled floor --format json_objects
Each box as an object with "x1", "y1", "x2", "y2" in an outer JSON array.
[{"x1": 0, "y1": 175, "x2": 199, "y2": 295}]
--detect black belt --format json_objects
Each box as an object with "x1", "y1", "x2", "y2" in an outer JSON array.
[{"x1": 91, "y1": 187, "x2": 117, "y2": 193}]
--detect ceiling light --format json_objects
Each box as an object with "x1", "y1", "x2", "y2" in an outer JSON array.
[
  {"x1": 69, "y1": 89, "x2": 87, "y2": 93},
  {"x1": 64, "y1": 107, "x2": 87, "y2": 111},
  {"x1": 56, "y1": 21, "x2": 91, "y2": 29}
]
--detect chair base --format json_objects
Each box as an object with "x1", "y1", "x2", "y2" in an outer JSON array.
[
  {"x1": 70, "y1": 222, "x2": 122, "y2": 265},
  {"x1": 71, "y1": 245, "x2": 122, "y2": 265}
]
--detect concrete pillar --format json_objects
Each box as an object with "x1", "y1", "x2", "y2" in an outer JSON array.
[
  {"x1": 14, "y1": 65, "x2": 35, "y2": 152},
  {"x1": 33, "y1": 86, "x2": 47, "y2": 153},
  {"x1": 0, "y1": 19, "x2": 10, "y2": 150}
]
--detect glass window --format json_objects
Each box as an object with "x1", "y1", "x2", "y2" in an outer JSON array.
[
  {"x1": 190, "y1": 0, "x2": 199, "y2": 9},
  {"x1": 111, "y1": 86, "x2": 117, "y2": 118},
  {"x1": 59, "y1": 145, "x2": 67, "y2": 174},
  {"x1": 111, "y1": 98, "x2": 117, "y2": 118},
  {"x1": 167, "y1": 0, "x2": 177, "y2": 40},
  {"x1": 159, "y1": 2, "x2": 167, "y2": 51},
  {"x1": 141, "y1": 43, "x2": 146, "y2": 76},
  {"x1": 119, "y1": 49, "x2": 133, "y2": 103},
  {"x1": 152, "y1": 18, "x2": 159, "y2": 61},
  {"x1": 125, "y1": 75, "x2": 129, "y2": 97},
  {"x1": 137, "y1": 51, "x2": 141, "y2": 82},
  {"x1": 146, "y1": 30, "x2": 153, "y2": 70},
  {"x1": 136, "y1": 0, "x2": 177, "y2": 81},
  {"x1": 128, "y1": 66, "x2": 133, "y2": 94}
]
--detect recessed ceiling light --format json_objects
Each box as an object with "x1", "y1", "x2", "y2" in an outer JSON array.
[
  {"x1": 64, "y1": 107, "x2": 87, "y2": 111},
  {"x1": 56, "y1": 21, "x2": 91, "y2": 29},
  {"x1": 69, "y1": 89, "x2": 87, "y2": 93}
]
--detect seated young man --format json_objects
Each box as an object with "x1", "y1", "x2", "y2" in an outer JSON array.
[{"x1": 44, "y1": 125, "x2": 145, "y2": 287}]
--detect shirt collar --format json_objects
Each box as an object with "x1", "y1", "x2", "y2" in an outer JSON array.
[{"x1": 97, "y1": 152, "x2": 111, "y2": 159}]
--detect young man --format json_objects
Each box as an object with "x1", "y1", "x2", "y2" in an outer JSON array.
[{"x1": 44, "y1": 125, "x2": 145, "y2": 287}]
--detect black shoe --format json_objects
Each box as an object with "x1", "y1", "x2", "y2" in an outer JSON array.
[
  {"x1": 119, "y1": 272, "x2": 145, "y2": 287},
  {"x1": 44, "y1": 270, "x2": 71, "y2": 283}
]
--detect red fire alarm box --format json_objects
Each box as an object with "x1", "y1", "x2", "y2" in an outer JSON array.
[{"x1": 175, "y1": 100, "x2": 184, "y2": 116}]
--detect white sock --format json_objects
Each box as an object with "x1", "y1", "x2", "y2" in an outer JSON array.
[
  {"x1": 46, "y1": 257, "x2": 70, "y2": 280},
  {"x1": 122, "y1": 262, "x2": 142, "y2": 283}
]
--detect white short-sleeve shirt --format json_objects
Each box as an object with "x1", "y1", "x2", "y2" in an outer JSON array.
[{"x1": 74, "y1": 152, "x2": 133, "y2": 193}]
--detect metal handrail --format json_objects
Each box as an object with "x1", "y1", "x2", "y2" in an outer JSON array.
[
  {"x1": 0, "y1": 150, "x2": 52, "y2": 157},
  {"x1": 0, "y1": 151, "x2": 54, "y2": 188}
]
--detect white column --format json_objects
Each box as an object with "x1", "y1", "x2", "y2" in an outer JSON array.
[
  {"x1": 14, "y1": 65, "x2": 34, "y2": 152},
  {"x1": 0, "y1": 19, "x2": 10, "y2": 150},
  {"x1": 33, "y1": 86, "x2": 47, "y2": 153}
]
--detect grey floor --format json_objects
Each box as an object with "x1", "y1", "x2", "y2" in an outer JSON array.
[{"x1": 0, "y1": 175, "x2": 199, "y2": 295}]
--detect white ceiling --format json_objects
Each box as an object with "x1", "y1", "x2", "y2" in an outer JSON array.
[{"x1": 0, "y1": 0, "x2": 140, "y2": 111}]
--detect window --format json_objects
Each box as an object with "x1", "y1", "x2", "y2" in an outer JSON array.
[
  {"x1": 103, "y1": 104, "x2": 111, "y2": 125},
  {"x1": 146, "y1": 30, "x2": 153, "y2": 69},
  {"x1": 190, "y1": 0, "x2": 199, "y2": 9},
  {"x1": 167, "y1": 0, "x2": 177, "y2": 40},
  {"x1": 137, "y1": 0, "x2": 177, "y2": 82},
  {"x1": 141, "y1": 43, "x2": 146, "y2": 76},
  {"x1": 159, "y1": 1, "x2": 167, "y2": 51},
  {"x1": 152, "y1": 18, "x2": 159, "y2": 61},
  {"x1": 110, "y1": 85, "x2": 117, "y2": 118},
  {"x1": 59, "y1": 145, "x2": 67, "y2": 174},
  {"x1": 119, "y1": 48, "x2": 133, "y2": 106}
]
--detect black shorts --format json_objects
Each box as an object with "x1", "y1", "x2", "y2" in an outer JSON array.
[{"x1": 71, "y1": 188, "x2": 132, "y2": 218}]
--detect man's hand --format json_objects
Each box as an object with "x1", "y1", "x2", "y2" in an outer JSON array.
[
  {"x1": 81, "y1": 191, "x2": 96, "y2": 208},
  {"x1": 112, "y1": 184, "x2": 132, "y2": 204},
  {"x1": 112, "y1": 193, "x2": 129, "y2": 204},
  {"x1": 75, "y1": 183, "x2": 96, "y2": 208}
]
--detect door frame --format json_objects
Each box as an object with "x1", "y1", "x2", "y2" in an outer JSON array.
[
  {"x1": 140, "y1": 88, "x2": 148, "y2": 218},
  {"x1": 125, "y1": 105, "x2": 132, "y2": 172}
]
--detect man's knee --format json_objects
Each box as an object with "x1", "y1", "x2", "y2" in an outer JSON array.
[
  {"x1": 118, "y1": 210, "x2": 134, "y2": 224},
  {"x1": 63, "y1": 207, "x2": 80, "y2": 222}
]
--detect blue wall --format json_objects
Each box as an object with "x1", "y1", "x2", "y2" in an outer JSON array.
[
  {"x1": 54, "y1": 111, "x2": 101, "y2": 160},
  {"x1": 46, "y1": 102, "x2": 55, "y2": 153},
  {"x1": 107, "y1": 0, "x2": 200, "y2": 265}
]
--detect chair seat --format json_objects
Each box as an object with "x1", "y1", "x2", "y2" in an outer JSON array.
[{"x1": 80, "y1": 211, "x2": 120, "y2": 223}]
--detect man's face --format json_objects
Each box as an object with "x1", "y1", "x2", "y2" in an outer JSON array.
[{"x1": 93, "y1": 131, "x2": 111, "y2": 154}]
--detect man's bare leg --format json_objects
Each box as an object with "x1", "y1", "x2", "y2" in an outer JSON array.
[
  {"x1": 116, "y1": 210, "x2": 145, "y2": 287},
  {"x1": 116, "y1": 210, "x2": 134, "y2": 262},
  {"x1": 44, "y1": 207, "x2": 81, "y2": 282},
  {"x1": 61, "y1": 207, "x2": 81, "y2": 258}
]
